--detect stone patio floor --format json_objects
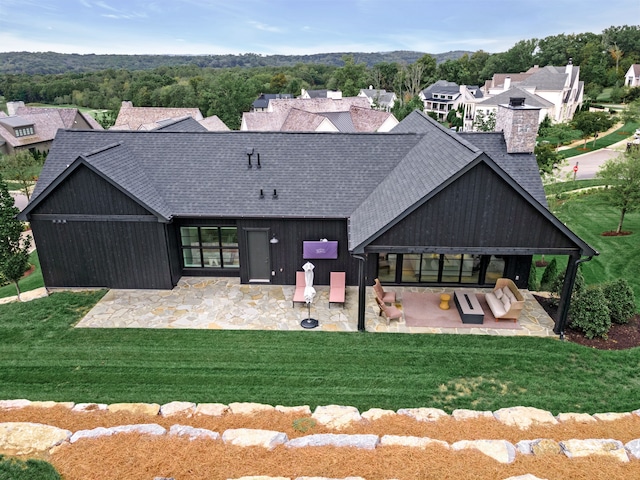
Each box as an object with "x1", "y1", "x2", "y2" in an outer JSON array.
[{"x1": 76, "y1": 277, "x2": 557, "y2": 337}]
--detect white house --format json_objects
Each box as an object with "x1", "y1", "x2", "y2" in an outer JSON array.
[
  {"x1": 419, "y1": 81, "x2": 484, "y2": 130},
  {"x1": 358, "y1": 87, "x2": 397, "y2": 111},
  {"x1": 624, "y1": 64, "x2": 640, "y2": 87}
]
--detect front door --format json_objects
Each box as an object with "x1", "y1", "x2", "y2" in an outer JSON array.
[{"x1": 246, "y1": 229, "x2": 271, "y2": 282}]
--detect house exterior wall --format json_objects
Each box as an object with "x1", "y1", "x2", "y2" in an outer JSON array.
[{"x1": 28, "y1": 165, "x2": 175, "y2": 289}]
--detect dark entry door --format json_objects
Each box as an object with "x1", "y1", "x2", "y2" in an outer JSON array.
[{"x1": 246, "y1": 229, "x2": 271, "y2": 282}]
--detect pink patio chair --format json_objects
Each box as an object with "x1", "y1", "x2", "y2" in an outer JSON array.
[
  {"x1": 373, "y1": 278, "x2": 396, "y2": 305},
  {"x1": 375, "y1": 296, "x2": 402, "y2": 325},
  {"x1": 329, "y1": 271, "x2": 346, "y2": 308},
  {"x1": 292, "y1": 271, "x2": 306, "y2": 307}
]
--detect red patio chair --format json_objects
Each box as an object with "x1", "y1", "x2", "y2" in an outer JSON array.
[
  {"x1": 292, "y1": 271, "x2": 306, "y2": 307},
  {"x1": 373, "y1": 278, "x2": 396, "y2": 305}
]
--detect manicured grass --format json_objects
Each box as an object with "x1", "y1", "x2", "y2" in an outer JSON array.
[
  {"x1": 0, "y1": 455, "x2": 61, "y2": 480},
  {"x1": 535, "y1": 191, "x2": 640, "y2": 306},
  {"x1": 0, "y1": 251, "x2": 43, "y2": 299},
  {"x1": 543, "y1": 179, "x2": 608, "y2": 196},
  {"x1": 560, "y1": 122, "x2": 640, "y2": 158},
  {"x1": 1, "y1": 290, "x2": 640, "y2": 414}
]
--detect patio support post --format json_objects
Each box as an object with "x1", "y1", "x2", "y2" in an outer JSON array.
[
  {"x1": 554, "y1": 252, "x2": 593, "y2": 339},
  {"x1": 354, "y1": 254, "x2": 367, "y2": 332}
]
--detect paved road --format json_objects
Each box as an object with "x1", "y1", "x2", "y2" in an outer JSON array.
[
  {"x1": 11, "y1": 192, "x2": 29, "y2": 211},
  {"x1": 555, "y1": 140, "x2": 629, "y2": 180}
]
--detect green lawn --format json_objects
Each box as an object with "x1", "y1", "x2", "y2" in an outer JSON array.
[
  {"x1": 535, "y1": 191, "x2": 640, "y2": 306},
  {"x1": 1, "y1": 290, "x2": 640, "y2": 414},
  {"x1": 0, "y1": 251, "x2": 43, "y2": 299},
  {"x1": 560, "y1": 122, "x2": 639, "y2": 159}
]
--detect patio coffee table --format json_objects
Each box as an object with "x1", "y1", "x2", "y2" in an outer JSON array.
[{"x1": 454, "y1": 290, "x2": 484, "y2": 324}]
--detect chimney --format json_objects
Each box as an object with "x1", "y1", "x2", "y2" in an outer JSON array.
[
  {"x1": 6, "y1": 101, "x2": 25, "y2": 116},
  {"x1": 504, "y1": 76, "x2": 511, "y2": 91},
  {"x1": 495, "y1": 97, "x2": 540, "y2": 154},
  {"x1": 565, "y1": 58, "x2": 573, "y2": 75}
]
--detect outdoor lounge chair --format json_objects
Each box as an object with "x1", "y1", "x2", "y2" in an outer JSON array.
[
  {"x1": 329, "y1": 271, "x2": 346, "y2": 308},
  {"x1": 292, "y1": 271, "x2": 306, "y2": 307},
  {"x1": 373, "y1": 278, "x2": 396, "y2": 305},
  {"x1": 375, "y1": 296, "x2": 402, "y2": 325}
]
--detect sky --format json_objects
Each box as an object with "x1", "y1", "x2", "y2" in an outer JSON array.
[{"x1": 0, "y1": 0, "x2": 638, "y2": 56}]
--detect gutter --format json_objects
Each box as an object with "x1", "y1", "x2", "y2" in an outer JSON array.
[
  {"x1": 557, "y1": 254, "x2": 596, "y2": 340},
  {"x1": 353, "y1": 254, "x2": 367, "y2": 332}
]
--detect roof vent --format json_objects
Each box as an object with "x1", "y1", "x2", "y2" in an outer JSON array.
[
  {"x1": 509, "y1": 97, "x2": 526, "y2": 107},
  {"x1": 273, "y1": 189, "x2": 278, "y2": 199},
  {"x1": 246, "y1": 147, "x2": 254, "y2": 168},
  {"x1": 256, "y1": 153, "x2": 261, "y2": 169},
  {"x1": 259, "y1": 189, "x2": 264, "y2": 199}
]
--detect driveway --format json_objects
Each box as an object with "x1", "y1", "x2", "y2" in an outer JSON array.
[{"x1": 555, "y1": 139, "x2": 629, "y2": 181}]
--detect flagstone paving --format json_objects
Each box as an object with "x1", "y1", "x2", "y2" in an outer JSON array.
[{"x1": 75, "y1": 277, "x2": 556, "y2": 337}]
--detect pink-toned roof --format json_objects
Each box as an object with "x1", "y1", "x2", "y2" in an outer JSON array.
[
  {"x1": 113, "y1": 101, "x2": 204, "y2": 130},
  {"x1": 350, "y1": 106, "x2": 395, "y2": 132},
  {"x1": 268, "y1": 96, "x2": 369, "y2": 114},
  {"x1": 15, "y1": 106, "x2": 103, "y2": 130},
  {"x1": 487, "y1": 73, "x2": 532, "y2": 89},
  {"x1": 0, "y1": 110, "x2": 79, "y2": 148},
  {"x1": 198, "y1": 115, "x2": 230, "y2": 131},
  {"x1": 280, "y1": 109, "x2": 326, "y2": 131}
]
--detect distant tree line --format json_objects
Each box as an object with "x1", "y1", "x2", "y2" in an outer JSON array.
[{"x1": 0, "y1": 25, "x2": 638, "y2": 129}]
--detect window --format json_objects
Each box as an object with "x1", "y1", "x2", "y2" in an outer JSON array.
[
  {"x1": 180, "y1": 226, "x2": 238, "y2": 269},
  {"x1": 14, "y1": 126, "x2": 34, "y2": 137}
]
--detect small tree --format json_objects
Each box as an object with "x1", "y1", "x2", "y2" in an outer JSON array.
[
  {"x1": 539, "y1": 258, "x2": 558, "y2": 291},
  {"x1": 472, "y1": 109, "x2": 496, "y2": 132},
  {"x1": 0, "y1": 150, "x2": 44, "y2": 201},
  {"x1": 569, "y1": 286, "x2": 611, "y2": 339},
  {"x1": 527, "y1": 260, "x2": 539, "y2": 291},
  {"x1": 534, "y1": 143, "x2": 564, "y2": 175},
  {"x1": 601, "y1": 279, "x2": 637, "y2": 324},
  {"x1": 596, "y1": 149, "x2": 640, "y2": 233},
  {"x1": 0, "y1": 175, "x2": 31, "y2": 299}
]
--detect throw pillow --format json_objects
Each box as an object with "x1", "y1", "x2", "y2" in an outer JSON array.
[{"x1": 495, "y1": 288, "x2": 504, "y2": 300}]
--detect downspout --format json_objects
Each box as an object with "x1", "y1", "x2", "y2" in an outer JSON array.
[
  {"x1": 353, "y1": 254, "x2": 367, "y2": 332},
  {"x1": 555, "y1": 254, "x2": 595, "y2": 340}
]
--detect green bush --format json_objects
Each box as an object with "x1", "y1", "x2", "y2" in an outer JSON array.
[
  {"x1": 601, "y1": 278, "x2": 637, "y2": 324},
  {"x1": 569, "y1": 285, "x2": 611, "y2": 339},
  {"x1": 540, "y1": 258, "x2": 558, "y2": 291},
  {"x1": 0, "y1": 455, "x2": 61, "y2": 480},
  {"x1": 528, "y1": 261, "x2": 538, "y2": 291}
]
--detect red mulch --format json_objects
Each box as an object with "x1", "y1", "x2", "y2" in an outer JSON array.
[
  {"x1": 534, "y1": 295, "x2": 640, "y2": 350},
  {"x1": 602, "y1": 231, "x2": 632, "y2": 236}
]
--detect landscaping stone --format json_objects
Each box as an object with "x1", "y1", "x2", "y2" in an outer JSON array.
[
  {"x1": 19, "y1": 287, "x2": 48, "y2": 302},
  {"x1": 502, "y1": 475, "x2": 548, "y2": 480},
  {"x1": 275, "y1": 405, "x2": 311, "y2": 415},
  {"x1": 593, "y1": 412, "x2": 632, "y2": 422},
  {"x1": 107, "y1": 402, "x2": 161, "y2": 416},
  {"x1": 556, "y1": 412, "x2": 596, "y2": 423},
  {"x1": 229, "y1": 477, "x2": 290, "y2": 480},
  {"x1": 0, "y1": 399, "x2": 31, "y2": 410},
  {"x1": 625, "y1": 439, "x2": 640, "y2": 459},
  {"x1": 361, "y1": 408, "x2": 396, "y2": 422},
  {"x1": 222, "y1": 428, "x2": 288, "y2": 449},
  {"x1": 560, "y1": 438, "x2": 629, "y2": 462},
  {"x1": 70, "y1": 426, "x2": 114, "y2": 443},
  {"x1": 452, "y1": 409, "x2": 494, "y2": 420},
  {"x1": 295, "y1": 477, "x2": 366, "y2": 480},
  {"x1": 0, "y1": 422, "x2": 71, "y2": 455},
  {"x1": 530, "y1": 438, "x2": 562, "y2": 456},
  {"x1": 160, "y1": 401, "x2": 196, "y2": 416},
  {"x1": 169, "y1": 424, "x2": 219, "y2": 441},
  {"x1": 397, "y1": 407, "x2": 448, "y2": 422},
  {"x1": 380, "y1": 435, "x2": 449, "y2": 449},
  {"x1": 286, "y1": 434, "x2": 379, "y2": 450},
  {"x1": 229, "y1": 402, "x2": 276, "y2": 415},
  {"x1": 493, "y1": 407, "x2": 558, "y2": 429},
  {"x1": 195, "y1": 403, "x2": 229, "y2": 416},
  {"x1": 312, "y1": 405, "x2": 362, "y2": 430},
  {"x1": 72, "y1": 403, "x2": 107, "y2": 412},
  {"x1": 110, "y1": 424, "x2": 167, "y2": 436},
  {"x1": 451, "y1": 439, "x2": 517, "y2": 464}
]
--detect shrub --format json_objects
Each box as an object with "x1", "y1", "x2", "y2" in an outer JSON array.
[
  {"x1": 527, "y1": 261, "x2": 538, "y2": 290},
  {"x1": 0, "y1": 455, "x2": 61, "y2": 480},
  {"x1": 552, "y1": 267, "x2": 585, "y2": 300},
  {"x1": 540, "y1": 258, "x2": 558, "y2": 291},
  {"x1": 569, "y1": 286, "x2": 611, "y2": 339},
  {"x1": 601, "y1": 278, "x2": 637, "y2": 324}
]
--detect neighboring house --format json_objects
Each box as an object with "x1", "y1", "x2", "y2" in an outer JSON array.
[
  {"x1": 0, "y1": 102, "x2": 103, "y2": 155},
  {"x1": 419, "y1": 81, "x2": 483, "y2": 128},
  {"x1": 111, "y1": 101, "x2": 229, "y2": 131},
  {"x1": 482, "y1": 61, "x2": 583, "y2": 123},
  {"x1": 624, "y1": 64, "x2": 640, "y2": 87},
  {"x1": 241, "y1": 97, "x2": 398, "y2": 132},
  {"x1": 251, "y1": 93, "x2": 294, "y2": 112},
  {"x1": 474, "y1": 87, "x2": 553, "y2": 130},
  {"x1": 300, "y1": 89, "x2": 343, "y2": 99},
  {"x1": 358, "y1": 87, "x2": 397, "y2": 111},
  {"x1": 20, "y1": 105, "x2": 596, "y2": 336}
]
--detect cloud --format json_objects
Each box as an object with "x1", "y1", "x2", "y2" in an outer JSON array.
[{"x1": 248, "y1": 20, "x2": 282, "y2": 33}]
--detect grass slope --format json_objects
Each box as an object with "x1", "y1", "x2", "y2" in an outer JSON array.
[
  {"x1": 560, "y1": 122, "x2": 639, "y2": 158},
  {"x1": 1, "y1": 291, "x2": 639, "y2": 414}
]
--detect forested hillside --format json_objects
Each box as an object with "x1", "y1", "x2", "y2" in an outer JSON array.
[{"x1": 1, "y1": 25, "x2": 638, "y2": 130}]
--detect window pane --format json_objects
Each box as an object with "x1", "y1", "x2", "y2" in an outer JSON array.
[
  {"x1": 402, "y1": 254, "x2": 420, "y2": 282},
  {"x1": 200, "y1": 227, "x2": 219, "y2": 247},
  {"x1": 180, "y1": 227, "x2": 199, "y2": 246},
  {"x1": 220, "y1": 227, "x2": 238, "y2": 247},
  {"x1": 441, "y1": 254, "x2": 462, "y2": 282},
  {"x1": 420, "y1": 254, "x2": 439, "y2": 282},
  {"x1": 222, "y1": 248, "x2": 239, "y2": 268},
  {"x1": 486, "y1": 256, "x2": 505, "y2": 284},
  {"x1": 182, "y1": 248, "x2": 201, "y2": 268},
  {"x1": 461, "y1": 254, "x2": 481, "y2": 284},
  {"x1": 378, "y1": 253, "x2": 395, "y2": 282},
  {"x1": 202, "y1": 249, "x2": 221, "y2": 267}
]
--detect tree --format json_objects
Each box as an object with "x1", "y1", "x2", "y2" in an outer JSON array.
[
  {"x1": 403, "y1": 62, "x2": 424, "y2": 98},
  {"x1": 0, "y1": 150, "x2": 44, "y2": 200},
  {"x1": 608, "y1": 43, "x2": 624, "y2": 75},
  {"x1": 0, "y1": 175, "x2": 31, "y2": 299},
  {"x1": 391, "y1": 95, "x2": 424, "y2": 122},
  {"x1": 534, "y1": 143, "x2": 563, "y2": 175},
  {"x1": 472, "y1": 109, "x2": 496, "y2": 132},
  {"x1": 327, "y1": 55, "x2": 369, "y2": 97},
  {"x1": 596, "y1": 149, "x2": 640, "y2": 233},
  {"x1": 571, "y1": 111, "x2": 615, "y2": 148},
  {"x1": 621, "y1": 98, "x2": 640, "y2": 124}
]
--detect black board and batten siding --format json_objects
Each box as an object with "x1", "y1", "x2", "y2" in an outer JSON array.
[{"x1": 29, "y1": 165, "x2": 175, "y2": 289}]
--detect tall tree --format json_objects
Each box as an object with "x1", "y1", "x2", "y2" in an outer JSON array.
[
  {"x1": 571, "y1": 111, "x2": 615, "y2": 148},
  {"x1": 0, "y1": 150, "x2": 44, "y2": 201},
  {"x1": 327, "y1": 55, "x2": 369, "y2": 97},
  {"x1": 0, "y1": 175, "x2": 31, "y2": 299},
  {"x1": 596, "y1": 149, "x2": 640, "y2": 233}
]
